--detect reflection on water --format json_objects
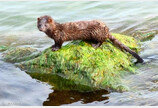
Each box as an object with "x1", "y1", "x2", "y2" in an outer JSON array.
[
  {"x1": 0, "y1": 1, "x2": 158, "y2": 106},
  {"x1": 0, "y1": 54, "x2": 52, "y2": 105},
  {"x1": 43, "y1": 90, "x2": 109, "y2": 106}
]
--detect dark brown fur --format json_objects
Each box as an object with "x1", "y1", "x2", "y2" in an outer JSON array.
[{"x1": 37, "y1": 15, "x2": 143, "y2": 63}]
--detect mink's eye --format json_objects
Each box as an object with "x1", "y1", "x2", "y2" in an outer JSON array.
[
  {"x1": 37, "y1": 18, "x2": 40, "y2": 21},
  {"x1": 45, "y1": 24, "x2": 48, "y2": 27}
]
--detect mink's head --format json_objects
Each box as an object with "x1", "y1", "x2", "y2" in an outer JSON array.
[{"x1": 37, "y1": 15, "x2": 55, "y2": 32}]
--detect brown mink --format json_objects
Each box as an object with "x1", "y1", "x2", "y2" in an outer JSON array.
[{"x1": 37, "y1": 15, "x2": 143, "y2": 63}]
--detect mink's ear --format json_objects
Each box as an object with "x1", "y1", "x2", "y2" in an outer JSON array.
[
  {"x1": 48, "y1": 18, "x2": 52, "y2": 23},
  {"x1": 37, "y1": 17, "x2": 40, "y2": 21}
]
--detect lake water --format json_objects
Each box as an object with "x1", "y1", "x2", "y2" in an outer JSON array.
[{"x1": 0, "y1": 1, "x2": 158, "y2": 106}]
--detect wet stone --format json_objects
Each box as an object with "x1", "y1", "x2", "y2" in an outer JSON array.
[{"x1": 151, "y1": 75, "x2": 158, "y2": 83}]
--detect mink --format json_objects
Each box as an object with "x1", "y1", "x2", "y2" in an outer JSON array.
[{"x1": 37, "y1": 15, "x2": 143, "y2": 63}]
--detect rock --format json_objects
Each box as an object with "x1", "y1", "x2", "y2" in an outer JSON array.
[
  {"x1": 0, "y1": 45, "x2": 8, "y2": 52},
  {"x1": 2, "y1": 47, "x2": 40, "y2": 63},
  {"x1": 151, "y1": 75, "x2": 158, "y2": 83},
  {"x1": 132, "y1": 30, "x2": 156, "y2": 42},
  {"x1": 149, "y1": 85, "x2": 158, "y2": 92},
  {"x1": 2, "y1": 33, "x2": 141, "y2": 92}
]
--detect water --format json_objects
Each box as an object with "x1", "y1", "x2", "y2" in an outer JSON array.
[{"x1": 0, "y1": 1, "x2": 158, "y2": 106}]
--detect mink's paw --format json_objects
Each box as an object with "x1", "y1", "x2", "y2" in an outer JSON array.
[
  {"x1": 51, "y1": 44, "x2": 59, "y2": 51},
  {"x1": 52, "y1": 47, "x2": 59, "y2": 51},
  {"x1": 52, "y1": 45, "x2": 60, "y2": 51},
  {"x1": 91, "y1": 43, "x2": 102, "y2": 49},
  {"x1": 92, "y1": 43, "x2": 98, "y2": 49}
]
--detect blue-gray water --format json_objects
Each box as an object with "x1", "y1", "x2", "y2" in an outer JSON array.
[{"x1": 0, "y1": 1, "x2": 158, "y2": 106}]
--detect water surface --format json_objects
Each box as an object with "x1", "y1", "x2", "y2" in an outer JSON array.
[{"x1": 0, "y1": 1, "x2": 158, "y2": 106}]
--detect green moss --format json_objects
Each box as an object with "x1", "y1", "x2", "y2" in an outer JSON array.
[
  {"x1": 16, "y1": 33, "x2": 140, "y2": 92},
  {"x1": 2, "y1": 47, "x2": 40, "y2": 63},
  {"x1": 132, "y1": 30, "x2": 156, "y2": 42},
  {"x1": 0, "y1": 45, "x2": 8, "y2": 52}
]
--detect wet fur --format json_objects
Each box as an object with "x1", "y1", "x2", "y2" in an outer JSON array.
[{"x1": 37, "y1": 15, "x2": 143, "y2": 63}]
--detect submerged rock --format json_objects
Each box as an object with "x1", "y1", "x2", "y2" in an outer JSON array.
[
  {"x1": 132, "y1": 30, "x2": 156, "y2": 42},
  {"x1": 0, "y1": 45, "x2": 8, "y2": 52},
  {"x1": 2, "y1": 33, "x2": 141, "y2": 92},
  {"x1": 2, "y1": 47, "x2": 40, "y2": 63}
]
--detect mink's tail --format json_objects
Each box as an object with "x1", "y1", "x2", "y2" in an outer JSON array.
[{"x1": 108, "y1": 34, "x2": 144, "y2": 64}]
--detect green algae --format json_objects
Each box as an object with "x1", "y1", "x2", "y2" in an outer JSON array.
[
  {"x1": 132, "y1": 30, "x2": 156, "y2": 42},
  {"x1": 0, "y1": 45, "x2": 8, "y2": 52},
  {"x1": 15, "y1": 33, "x2": 140, "y2": 92},
  {"x1": 2, "y1": 47, "x2": 40, "y2": 63}
]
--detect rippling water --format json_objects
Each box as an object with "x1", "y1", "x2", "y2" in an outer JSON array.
[{"x1": 0, "y1": 1, "x2": 158, "y2": 106}]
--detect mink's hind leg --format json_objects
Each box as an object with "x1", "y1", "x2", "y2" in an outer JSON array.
[{"x1": 91, "y1": 42, "x2": 103, "y2": 49}]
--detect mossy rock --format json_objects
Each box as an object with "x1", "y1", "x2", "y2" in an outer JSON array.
[
  {"x1": 12, "y1": 33, "x2": 140, "y2": 92},
  {"x1": 132, "y1": 30, "x2": 156, "y2": 42},
  {"x1": 0, "y1": 45, "x2": 9, "y2": 52},
  {"x1": 2, "y1": 47, "x2": 40, "y2": 63}
]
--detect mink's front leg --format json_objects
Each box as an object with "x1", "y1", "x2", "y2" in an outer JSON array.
[
  {"x1": 52, "y1": 45, "x2": 61, "y2": 51},
  {"x1": 51, "y1": 41, "x2": 63, "y2": 51}
]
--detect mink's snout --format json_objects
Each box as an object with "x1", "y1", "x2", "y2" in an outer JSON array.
[{"x1": 37, "y1": 24, "x2": 46, "y2": 32}]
